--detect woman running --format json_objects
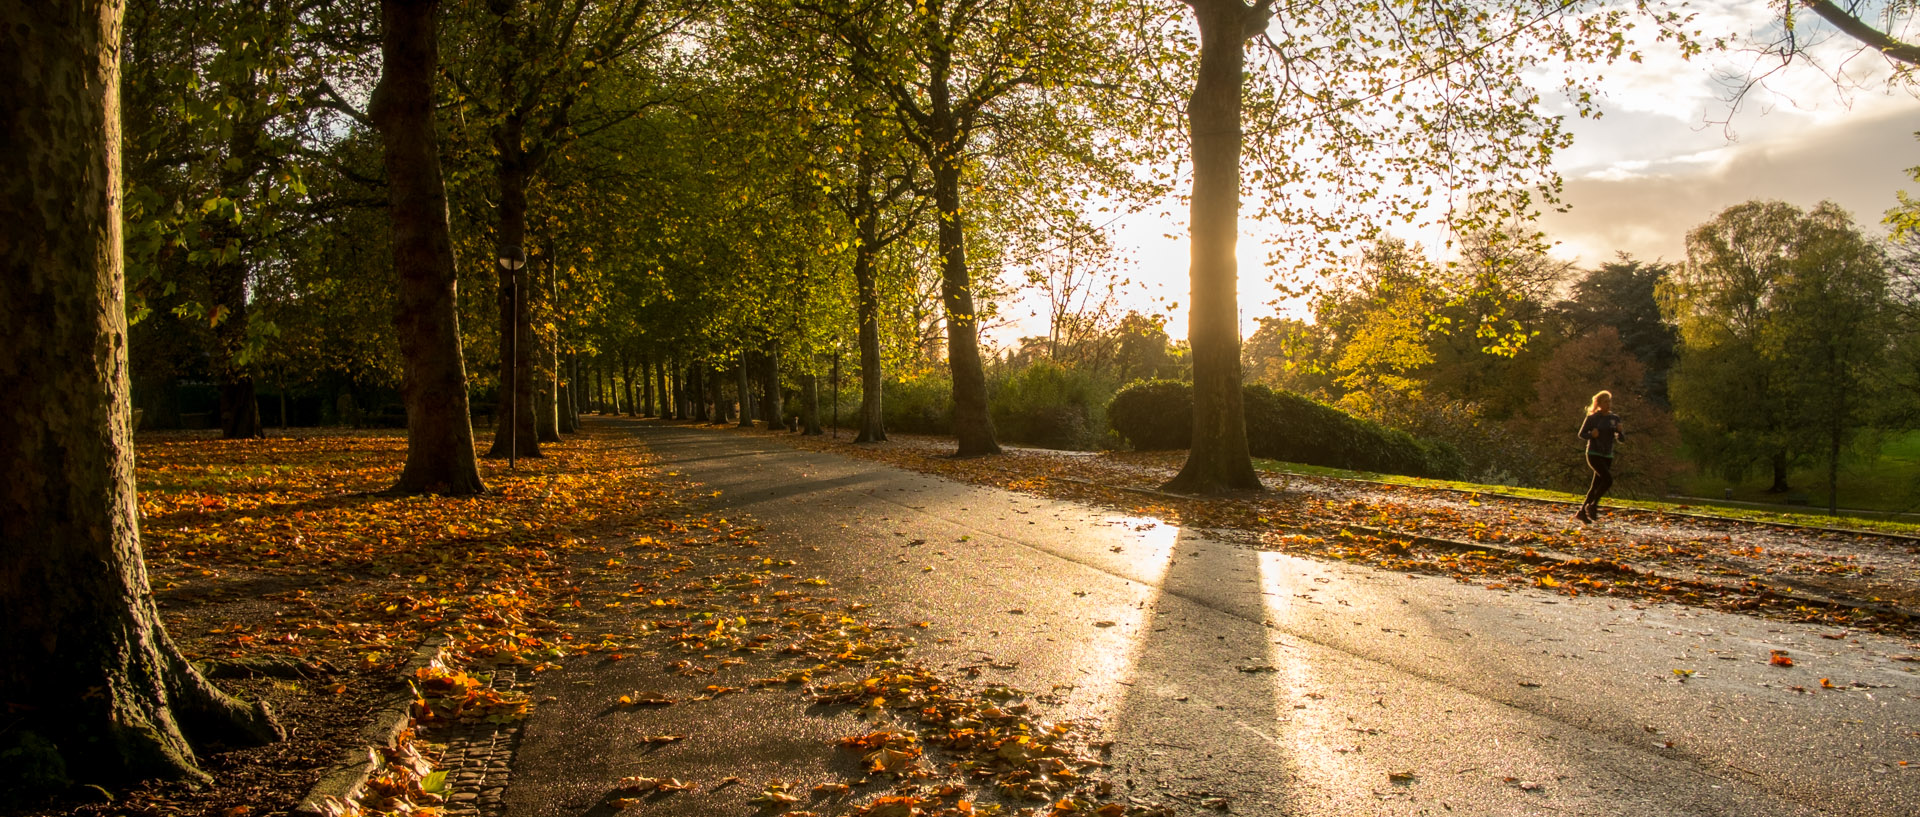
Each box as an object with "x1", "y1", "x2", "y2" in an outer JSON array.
[{"x1": 1576, "y1": 390, "x2": 1624, "y2": 523}]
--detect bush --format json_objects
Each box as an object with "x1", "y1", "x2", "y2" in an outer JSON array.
[
  {"x1": 1107, "y1": 381, "x2": 1462, "y2": 479},
  {"x1": 883, "y1": 373, "x2": 954, "y2": 435},
  {"x1": 1106, "y1": 380, "x2": 1194, "y2": 450},
  {"x1": 988, "y1": 360, "x2": 1109, "y2": 450}
]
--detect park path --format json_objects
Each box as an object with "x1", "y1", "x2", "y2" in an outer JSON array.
[{"x1": 505, "y1": 419, "x2": 1920, "y2": 817}]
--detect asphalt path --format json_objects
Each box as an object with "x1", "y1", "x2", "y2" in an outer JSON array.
[{"x1": 507, "y1": 420, "x2": 1920, "y2": 816}]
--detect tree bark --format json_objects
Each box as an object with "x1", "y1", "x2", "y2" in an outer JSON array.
[
  {"x1": 803, "y1": 372, "x2": 824, "y2": 435},
  {"x1": 535, "y1": 254, "x2": 560, "y2": 442},
  {"x1": 736, "y1": 355, "x2": 755, "y2": 427},
  {"x1": 0, "y1": 0, "x2": 282, "y2": 787},
  {"x1": 623, "y1": 355, "x2": 636, "y2": 416},
  {"x1": 1163, "y1": 0, "x2": 1265, "y2": 495},
  {"x1": 663, "y1": 356, "x2": 677, "y2": 419},
  {"x1": 922, "y1": 37, "x2": 998, "y2": 456},
  {"x1": 484, "y1": 1, "x2": 538, "y2": 458},
  {"x1": 373, "y1": 0, "x2": 487, "y2": 495},
  {"x1": 641, "y1": 352, "x2": 655, "y2": 416},
  {"x1": 1768, "y1": 451, "x2": 1791, "y2": 494},
  {"x1": 853, "y1": 212, "x2": 887, "y2": 442},
  {"x1": 761, "y1": 344, "x2": 783, "y2": 431},
  {"x1": 710, "y1": 362, "x2": 731, "y2": 423},
  {"x1": 689, "y1": 362, "x2": 709, "y2": 422}
]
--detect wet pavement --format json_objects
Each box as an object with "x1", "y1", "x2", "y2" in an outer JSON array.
[{"x1": 505, "y1": 421, "x2": 1920, "y2": 816}]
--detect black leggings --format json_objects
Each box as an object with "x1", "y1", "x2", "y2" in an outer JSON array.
[{"x1": 1583, "y1": 454, "x2": 1614, "y2": 507}]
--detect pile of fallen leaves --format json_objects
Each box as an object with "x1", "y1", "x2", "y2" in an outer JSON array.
[{"x1": 12, "y1": 424, "x2": 681, "y2": 817}]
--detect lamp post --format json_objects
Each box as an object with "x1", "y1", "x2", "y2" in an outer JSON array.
[{"x1": 500, "y1": 247, "x2": 526, "y2": 469}]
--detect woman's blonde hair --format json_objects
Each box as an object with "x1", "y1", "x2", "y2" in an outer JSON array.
[{"x1": 1587, "y1": 390, "x2": 1612, "y2": 415}]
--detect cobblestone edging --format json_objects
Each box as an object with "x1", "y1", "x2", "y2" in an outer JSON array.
[
  {"x1": 295, "y1": 635, "x2": 450, "y2": 816},
  {"x1": 424, "y1": 665, "x2": 528, "y2": 817}
]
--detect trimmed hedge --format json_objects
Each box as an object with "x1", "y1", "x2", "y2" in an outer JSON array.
[{"x1": 1107, "y1": 380, "x2": 1463, "y2": 479}]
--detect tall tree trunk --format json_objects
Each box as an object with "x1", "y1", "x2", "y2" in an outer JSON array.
[
  {"x1": 930, "y1": 148, "x2": 997, "y2": 455},
  {"x1": 558, "y1": 354, "x2": 578, "y2": 433},
  {"x1": 1768, "y1": 451, "x2": 1791, "y2": 494},
  {"x1": 803, "y1": 372, "x2": 824, "y2": 435},
  {"x1": 485, "y1": 1, "x2": 537, "y2": 458},
  {"x1": 373, "y1": 0, "x2": 487, "y2": 495},
  {"x1": 641, "y1": 352, "x2": 655, "y2": 416},
  {"x1": 688, "y1": 363, "x2": 708, "y2": 422},
  {"x1": 210, "y1": 268, "x2": 263, "y2": 439},
  {"x1": 535, "y1": 252, "x2": 560, "y2": 442},
  {"x1": 0, "y1": 1, "x2": 282, "y2": 787},
  {"x1": 664, "y1": 357, "x2": 677, "y2": 419},
  {"x1": 623, "y1": 355, "x2": 636, "y2": 416},
  {"x1": 1163, "y1": 0, "x2": 1266, "y2": 495},
  {"x1": 761, "y1": 343, "x2": 783, "y2": 431},
  {"x1": 736, "y1": 355, "x2": 754, "y2": 427},
  {"x1": 711, "y1": 363, "x2": 731, "y2": 424},
  {"x1": 853, "y1": 208, "x2": 887, "y2": 443},
  {"x1": 922, "y1": 38, "x2": 998, "y2": 456}
]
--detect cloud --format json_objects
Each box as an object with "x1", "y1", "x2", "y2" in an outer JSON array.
[{"x1": 1542, "y1": 100, "x2": 1918, "y2": 264}]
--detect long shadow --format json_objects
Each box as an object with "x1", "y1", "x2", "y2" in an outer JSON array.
[{"x1": 1101, "y1": 528, "x2": 1303, "y2": 814}]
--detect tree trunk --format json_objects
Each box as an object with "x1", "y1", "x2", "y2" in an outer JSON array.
[
  {"x1": 711, "y1": 363, "x2": 731, "y2": 424},
  {"x1": 622, "y1": 356, "x2": 635, "y2": 416},
  {"x1": 736, "y1": 355, "x2": 754, "y2": 427},
  {"x1": 641, "y1": 352, "x2": 655, "y2": 416},
  {"x1": 373, "y1": 0, "x2": 487, "y2": 495},
  {"x1": 689, "y1": 363, "x2": 709, "y2": 422},
  {"x1": 667, "y1": 355, "x2": 680, "y2": 419},
  {"x1": 535, "y1": 255, "x2": 560, "y2": 442},
  {"x1": 803, "y1": 372, "x2": 824, "y2": 435},
  {"x1": 1768, "y1": 451, "x2": 1791, "y2": 494},
  {"x1": 931, "y1": 155, "x2": 997, "y2": 455},
  {"x1": 761, "y1": 344, "x2": 783, "y2": 431},
  {"x1": 0, "y1": 1, "x2": 282, "y2": 787},
  {"x1": 484, "y1": 2, "x2": 537, "y2": 458},
  {"x1": 558, "y1": 354, "x2": 578, "y2": 433},
  {"x1": 210, "y1": 270, "x2": 263, "y2": 439},
  {"x1": 1163, "y1": 0, "x2": 1264, "y2": 495},
  {"x1": 854, "y1": 210, "x2": 887, "y2": 443}
]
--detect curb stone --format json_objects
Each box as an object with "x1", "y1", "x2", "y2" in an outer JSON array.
[
  {"x1": 418, "y1": 665, "x2": 528, "y2": 817},
  {"x1": 294, "y1": 635, "x2": 450, "y2": 817}
]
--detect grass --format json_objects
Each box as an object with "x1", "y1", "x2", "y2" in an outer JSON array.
[
  {"x1": 1671, "y1": 430, "x2": 1920, "y2": 517},
  {"x1": 1251, "y1": 456, "x2": 1920, "y2": 538}
]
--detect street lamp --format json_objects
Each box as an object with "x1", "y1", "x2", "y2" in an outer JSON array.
[{"x1": 500, "y1": 247, "x2": 526, "y2": 469}]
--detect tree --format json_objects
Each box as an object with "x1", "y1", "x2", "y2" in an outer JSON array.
[
  {"x1": 1161, "y1": 0, "x2": 1269, "y2": 493},
  {"x1": 1767, "y1": 210, "x2": 1889, "y2": 512},
  {"x1": 442, "y1": 0, "x2": 682, "y2": 460},
  {"x1": 372, "y1": 0, "x2": 488, "y2": 495},
  {"x1": 804, "y1": 0, "x2": 1131, "y2": 457},
  {"x1": 1519, "y1": 327, "x2": 1682, "y2": 494},
  {"x1": 1664, "y1": 200, "x2": 1888, "y2": 498},
  {"x1": 1558, "y1": 256, "x2": 1680, "y2": 404},
  {"x1": 1, "y1": 0, "x2": 282, "y2": 788}
]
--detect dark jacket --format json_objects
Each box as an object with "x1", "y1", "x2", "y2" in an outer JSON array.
[{"x1": 1579, "y1": 411, "x2": 1623, "y2": 457}]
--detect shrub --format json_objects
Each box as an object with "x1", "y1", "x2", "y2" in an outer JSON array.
[
  {"x1": 1107, "y1": 381, "x2": 1462, "y2": 479},
  {"x1": 1106, "y1": 379, "x2": 1194, "y2": 450},
  {"x1": 988, "y1": 360, "x2": 1109, "y2": 450},
  {"x1": 883, "y1": 373, "x2": 954, "y2": 435}
]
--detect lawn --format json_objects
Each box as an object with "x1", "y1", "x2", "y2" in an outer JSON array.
[
  {"x1": 1252, "y1": 450, "x2": 1920, "y2": 537},
  {"x1": 1671, "y1": 430, "x2": 1920, "y2": 517}
]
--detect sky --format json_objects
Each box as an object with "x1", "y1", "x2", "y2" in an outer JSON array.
[{"x1": 993, "y1": 0, "x2": 1919, "y2": 346}]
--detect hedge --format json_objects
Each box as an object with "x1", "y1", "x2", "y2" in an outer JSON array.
[{"x1": 1106, "y1": 380, "x2": 1463, "y2": 479}]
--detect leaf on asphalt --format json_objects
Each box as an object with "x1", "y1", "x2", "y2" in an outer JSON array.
[
  {"x1": 640, "y1": 734, "x2": 688, "y2": 745},
  {"x1": 1770, "y1": 650, "x2": 1794, "y2": 667}
]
